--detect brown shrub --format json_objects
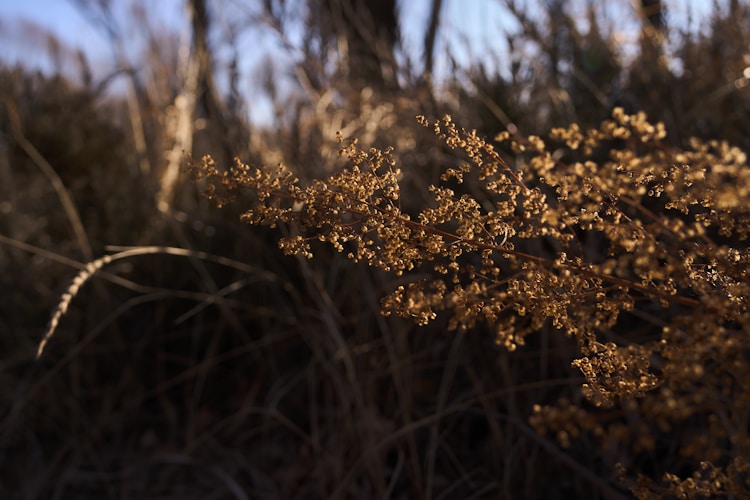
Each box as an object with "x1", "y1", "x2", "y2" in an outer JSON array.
[{"x1": 191, "y1": 109, "x2": 750, "y2": 498}]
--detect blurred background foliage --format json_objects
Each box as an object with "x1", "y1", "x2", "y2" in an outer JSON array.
[{"x1": 1, "y1": 0, "x2": 749, "y2": 497}]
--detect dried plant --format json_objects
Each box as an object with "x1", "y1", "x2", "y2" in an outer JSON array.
[{"x1": 192, "y1": 108, "x2": 750, "y2": 497}]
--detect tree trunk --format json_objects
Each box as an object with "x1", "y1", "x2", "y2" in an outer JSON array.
[{"x1": 317, "y1": 0, "x2": 399, "y2": 92}]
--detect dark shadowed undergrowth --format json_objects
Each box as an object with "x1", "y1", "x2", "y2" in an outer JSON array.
[{"x1": 3, "y1": 1, "x2": 750, "y2": 498}]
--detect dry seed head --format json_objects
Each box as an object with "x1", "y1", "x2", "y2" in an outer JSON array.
[{"x1": 191, "y1": 112, "x2": 750, "y2": 479}]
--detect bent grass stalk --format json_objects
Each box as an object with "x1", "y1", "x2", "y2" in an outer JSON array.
[{"x1": 37, "y1": 245, "x2": 276, "y2": 358}]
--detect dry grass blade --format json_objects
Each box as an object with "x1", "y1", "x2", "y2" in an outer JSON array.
[{"x1": 3, "y1": 98, "x2": 93, "y2": 261}]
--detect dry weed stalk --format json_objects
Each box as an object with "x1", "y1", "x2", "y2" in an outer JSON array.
[{"x1": 192, "y1": 108, "x2": 750, "y2": 497}]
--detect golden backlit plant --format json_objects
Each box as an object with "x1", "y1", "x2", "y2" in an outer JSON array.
[{"x1": 191, "y1": 109, "x2": 750, "y2": 498}]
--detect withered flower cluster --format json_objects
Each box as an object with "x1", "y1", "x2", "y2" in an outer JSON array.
[{"x1": 192, "y1": 109, "x2": 750, "y2": 498}]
